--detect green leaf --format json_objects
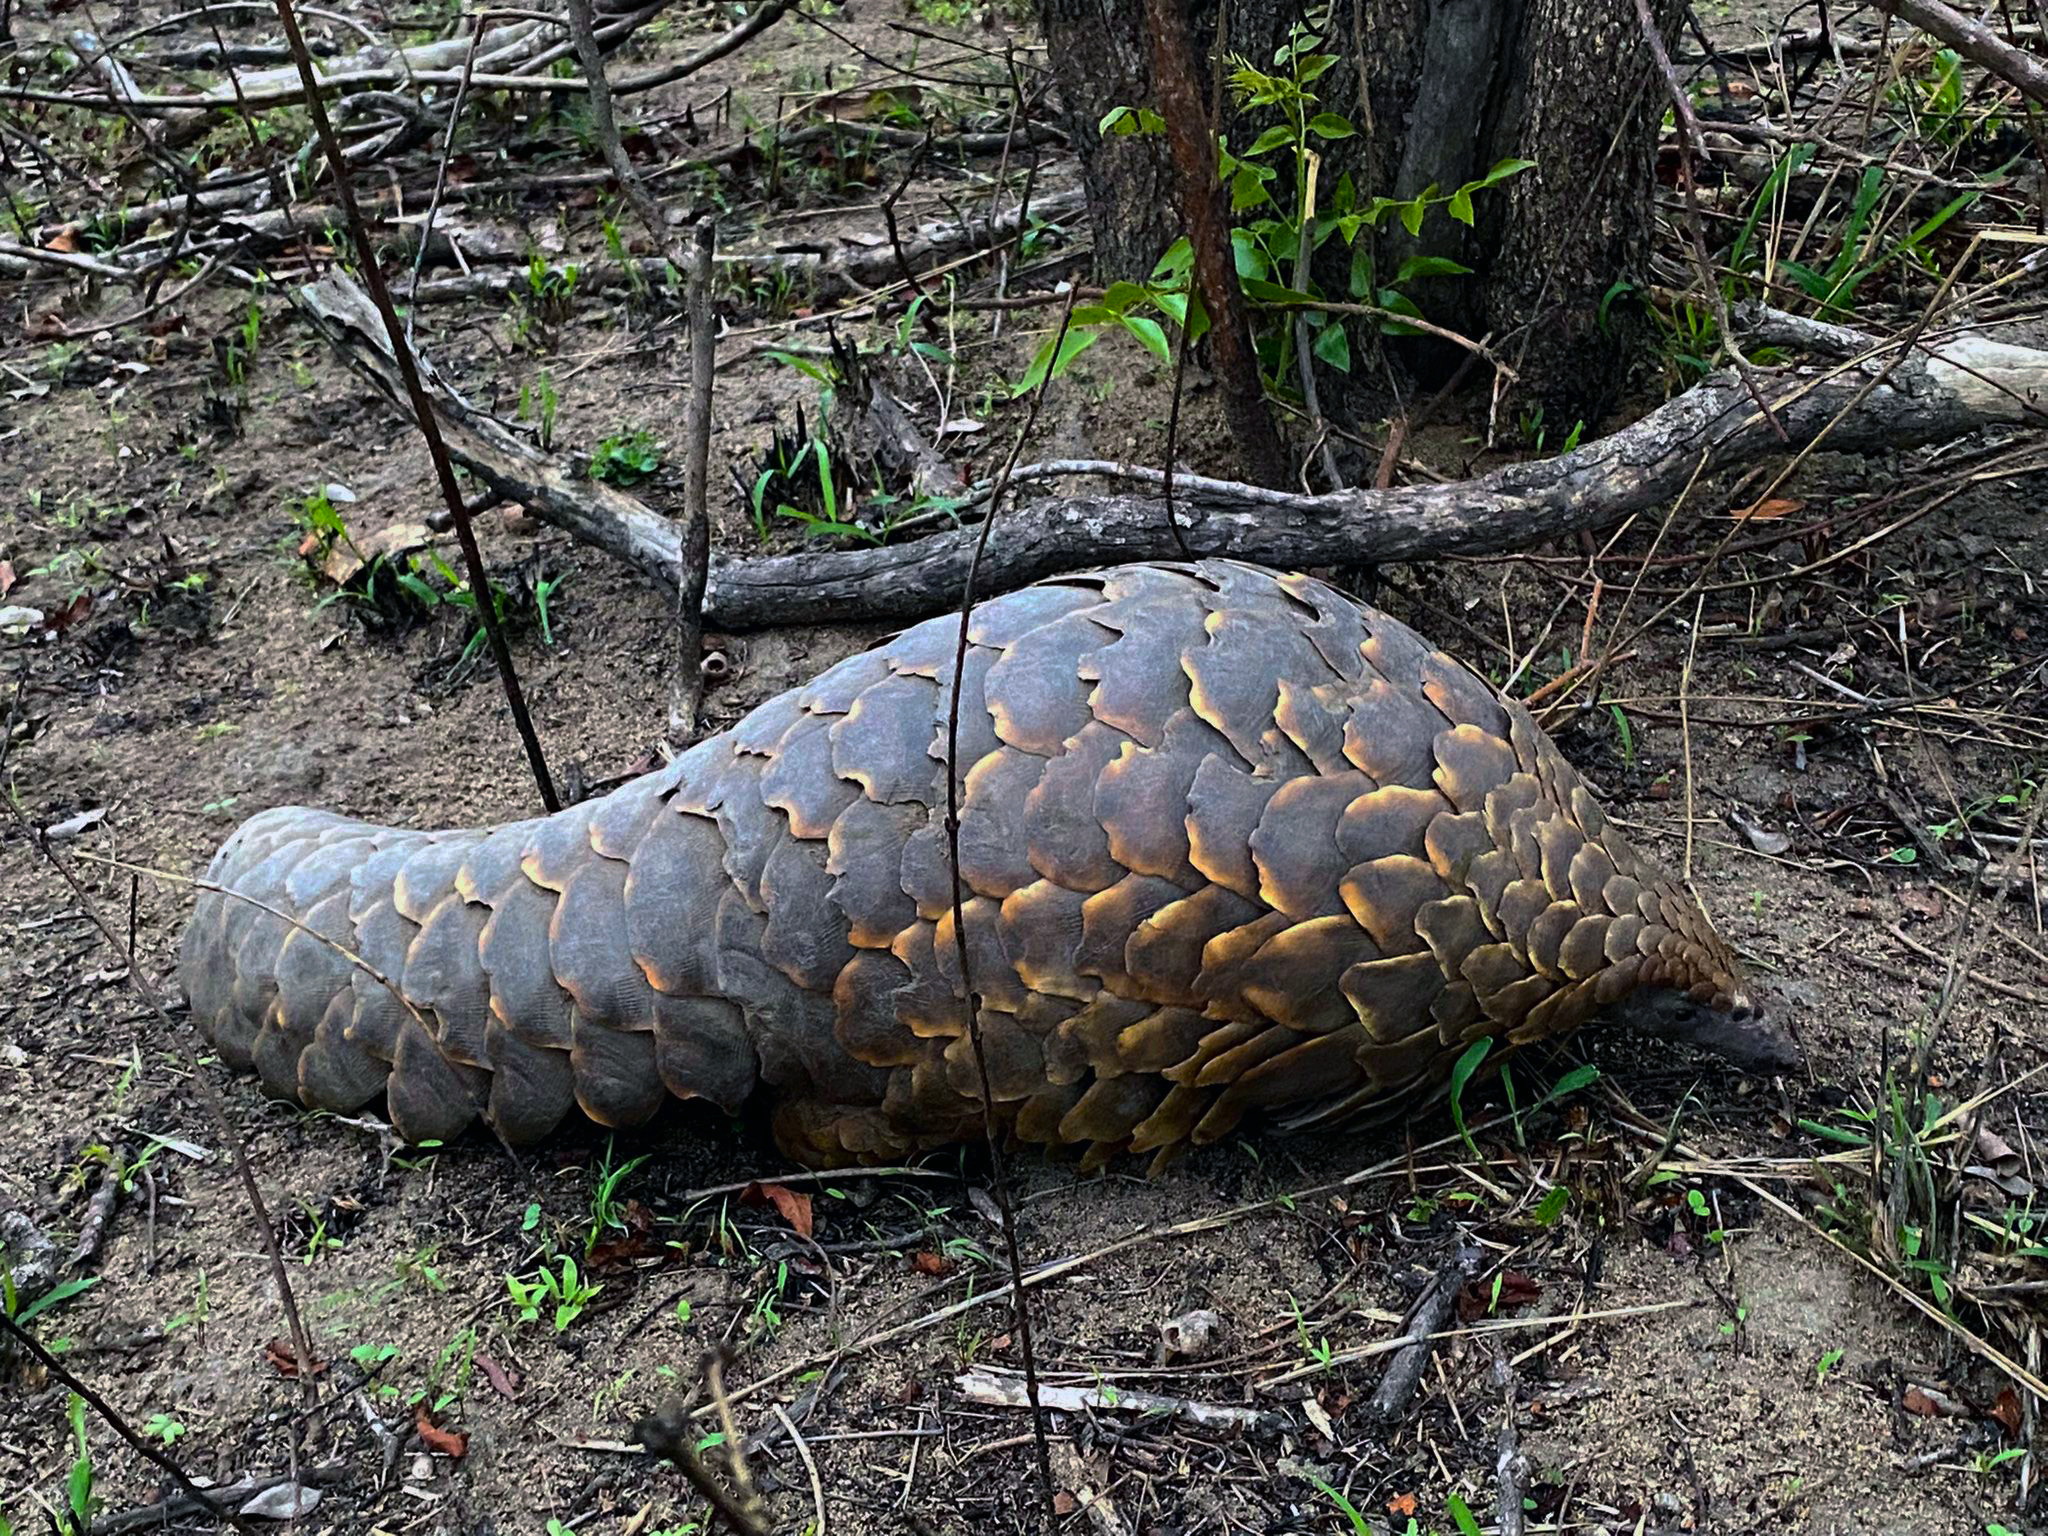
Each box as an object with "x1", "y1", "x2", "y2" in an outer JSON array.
[
  {"x1": 1393, "y1": 254, "x2": 1473, "y2": 283},
  {"x1": 1244, "y1": 124, "x2": 1295, "y2": 157},
  {"x1": 1398, "y1": 196, "x2": 1428, "y2": 238},
  {"x1": 1477, "y1": 155, "x2": 1538, "y2": 187},
  {"x1": 15, "y1": 1276, "x2": 98, "y2": 1326},
  {"x1": 1119, "y1": 315, "x2": 1171, "y2": 363},
  {"x1": 1306, "y1": 112, "x2": 1355, "y2": 140},
  {"x1": 1447, "y1": 186, "x2": 1475, "y2": 225},
  {"x1": 1375, "y1": 288, "x2": 1426, "y2": 335},
  {"x1": 1229, "y1": 163, "x2": 1275, "y2": 212},
  {"x1": 1151, "y1": 237, "x2": 1193, "y2": 284},
  {"x1": 1230, "y1": 228, "x2": 1269, "y2": 281},
  {"x1": 1448, "y1": 1037, "x2": 1492, "y2": 1155},
  {"x1": 1447, "y1": 1493, "x2": 1484, "y2": 1536},
  {"x1": 1011, "y1": 326, "x2": 1101, "y2": 396},
  {"x1": 1098, "y1": 105, "x2": 1164, "y2": 136},
  {"x1": 1532, "y1": 1186, "x2": 1571, "y2": 1226},
  {"x1": 1100, "y1": 281, "x2": 1150, "y2": 316},
  {"x1": 1311, "y1": 320, "x2": 1351, "y2": 373}
]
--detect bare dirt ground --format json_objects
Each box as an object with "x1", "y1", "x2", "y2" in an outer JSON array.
[{"x1": 3, "y1": 2, "x2": 2047, "y2": 1533}]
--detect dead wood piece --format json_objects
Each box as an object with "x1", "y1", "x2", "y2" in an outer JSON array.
[
  {"x1": 88, "y1": 1465, "x2": 351, "y2": 1536},
  {"x1": 0, "y1": 1193, "x2": 58, "y2": 1307},
  {"x1": 1493, "y1": 1352, "x2": 1527, "y2": 1536},
  {"x1": 1872, "y1": 0, "x2": 2048, "y2": 105},
  {"x1": 400, "y1": 185, "x2": 1086, "y2": 306},
  {"x1": 669, "y1": 218, "x2": 717, "y2": 746},
  {"x1": 70, "y1": 1174, "x2": 118, "y2": 1270},
  {"x1": 1051, "y1": 1443, "x2": 1134, "y2": 1536},
  {"x1": 297, "y1": 282, "x2": 2048, "y2": 633},
  {"x1": 1368, "y1": 1246, "x2": 1482, "y2": 1423},
  {"x1": 955, "y1": 1366, "x2": 1286, "y2": 1436}
]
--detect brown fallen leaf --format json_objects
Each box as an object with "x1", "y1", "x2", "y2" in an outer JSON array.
[
  {"x1": 739, "y1": 1181, "x2": 814, "y2": 1238},
  {"x1": 263, "y1": 1337, "x2": 327, "y2": 1377},
  {"x1": 415, "y1": 1405, "x2": 469, "y2": 1458},
  {"x1": 1898, "y1": 885, "x2": 1944, "y2": 923},
  {"x1": 45, "y1": 229, "x2": 79, "y2": 253},
  {"x1": 1388, "y1": 1492, "x2": 1419, "y2": 1518},
  {"x1": 475, "y1": 1352, "x2": 520, "y2": 1400},
  {"x1": 0, "y1": 560, "x2": 14, "y2": 598},
  {"x1": 1992, "y1": 1386, "x2": 2023, "y2": 1435},
  {"x1": 1730, "y1": 496, "x2": 1805, "y2": 521},
  {"x1": 911, "y1": 1250, "x2": 955, "y2": 1277}
]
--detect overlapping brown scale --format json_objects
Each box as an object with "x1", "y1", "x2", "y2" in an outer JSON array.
[
  {"x1": 831, "y1": 671, "x2": 942, "y2": 805},
  {"x1": 1339, "y1": 952, "x2": 1444, "y2": 1042},
  {"x1": 888, "y1": 919, "x2": 967, "y2": 1039},
  {"x1": 455, "y1": 819, "x2": 538, "y2": 904},
  {"x1": 825, "y1": 797, "x2": 925, "y2": 948},
  {"x1": 1250, "y1": 771, "x2": 1375, "y2": 918},
  {"x1": 1273, "y1": 677, "x2": 1352, "y2": 773},
  {"x1": 587, "y1": 771, "x2": 667, "y2": 858},
  {"x1": 983, "y1": 609, "x2": 1118, "y2": 755},
  {"x1": 401, "y1": 894, "x2": 493, "y2": 1066},
  {"x1": 1234, "y1": 914, "x2": 1378, "y2": 1033},
  {"x1": 1433, "y1": 724, "x2": 1519, "y2": 813},
  {"x1": 650, "y1": 993, "x2": 756, "y2": 1110},
  {"x1": 1183, "y1": 606, "x2": 1323, "y2": 776},
  {"x1": 941, "y1": 1012, "x2": 1045, "y2": 1102},
  {"x1": 387, "y1": 1020, "x2": 484, "y2": 1143},
  {"x1": 1124, "y1": 884, "x2": 1262, "y2": 1003},
  {"x1": 551, "y1": 854, "x2": 663, "y2": 1025},
  {"x1": 522, "y1": 802, "x2": 600, "y2": 893},
  {"x1": 999, "y1": 880, "x2": 1091, "y2": 999},
  {"x1": 1095, "y1": 710, "x2": 1231, "y2": 887},
  {"x1": 1340, "y1": 855, "x2": 1448, "y2": 956},
  {"x1": 478, "y1": 877, "x2": 574, "y2": 1050},
  {"x1": 1185, "y1": 753, "x2": 1283, "y2": 900},
  {"x1": 760, "y1": 712, "x2": 858, "y2": 840},
  {"x1": 1495, "y1": 877, "x2": 1554, "y2": 955},
  {"x1": 1195, "y1": 1027, "x2": 1366, "y2": 1140},
  {"x1": 1556, "y1": 913, "x2": 1611, "y2": 978},
  {"x1": 757, "y1": 835, "x2": 856, "y2": 990},
  {"x1": 568, "y1": 1015, "x2": 666, "y2": 1127},
  {"x1": 728, "y1": 687, "x2": 806, "y2": 756},
  {"x1": 1335, "y1": 785, "x2": 1441, "y2": 865},
  {"x1": 963, "y1": 579, "x2": 1105, "y2": 647},
  {"x1": 796, "y1": 643, "x2": 894, "y2": 714},
  {"x1": 1080, "y1": 589, "x2": 1207, "y2": 748},
  {"x1": 299, "y1": 990, "x2": 387, "y2": 1111},
  {"x1": 927, "y1": 642, "x2": 1003, "y2": 774},
  {"x1": 1522, "y1": 901, "x2": 1581, "y2": 979},
  {"x1": 1278, "y1": 570, "x2": 1368, "y2": 682},
  {"x1": 1023, "y1": 719, "x2": 1128, "y2": 893},
  {"x1": 1343, "y1": 677, "x2": 1449, "y2": 785},
  {"x1": 625, "y1": 809, "x2": 731, "y2": 994},
  {"x1": 931, "y1": 896, "x2": 1028, "y2": 1012},
  {"x1": 1058, "y1": 1074, "x2": 1167, "y2": 1148},
  {"x1": 956, "y1": 746, "x2": 1048, "y2": 898},
  {"x1": 832, "y1": 950, "x2": 922, "y2": 1066},
  {"x1": 1566, "y1": 840, "x2": 1619, "y2": 914},
  {"x1": 1414, "y1": 894, "x2": 1490, "y2": 978},
  {"x1": 1077, "y1": 874, "x2": 1190, "y2": 989},
  {"x1": 1046, "y1": 993, "x2": 1154, "y2": 1083},
  {"x1": 483, "y1": 1025, "x2": 577, "y2": 1144}
]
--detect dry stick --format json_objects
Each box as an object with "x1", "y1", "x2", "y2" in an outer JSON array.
[
  {"x1": 1142, "y1": 0, "x2": 1288, "y2": 489},
  {"x1": 1874, "y1": 0, "x2": 2048, "y2": 103},
  {"x1": 8, "y1": 817, "x2": 323, "y2": 1431},
  {"x1": 880, "y1": 131, "x2": 939, "y2": 331},
  {"x1": 562, "y1": 0, "x2": 673, "y2": 265},
  {"x1": 1290, "y1": 151, "x2": 1344, "y2": 492},
  {"x1": 1633, "y1": 0, "x2": 1789, "y2": 443},
  {"x1": 0, "y1": 1311, "x2": 265, "y2": 1536},
  {"x1": 669, "y1": 217, "x2": 716, "y2": 746},
  {"x1": 1492, "y1": 1350, "x2": 1527, "y2": 1536},
  {"x1": 1367, "y1": 1244, "x2": 1482, "y2": 1422},
  {"x1": 942, "y1": 284, "x2": 1080, "y2": 1530},
  {"x1": 271, "y1": 0, "x2": 558, "y2": 812}
]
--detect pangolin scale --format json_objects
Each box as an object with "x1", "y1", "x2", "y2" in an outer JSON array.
[{"x1": 181, "y1": 560, "x2": 1754, "y2": 1168}]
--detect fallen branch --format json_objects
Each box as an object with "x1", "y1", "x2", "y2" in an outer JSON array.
[
  {"x1": 955, "y1": 1367, "x2": 1287, "y2": 1436},
  {"x1": 1872, "y1": 0, "x2": 2048, "y2": 106},
  {"x1": 297, "y1": 282, "x2": 2048, "y2": 629},
  {"x1": 1369, "y1": 1246, "x2": 1482, "y2": 1422}
]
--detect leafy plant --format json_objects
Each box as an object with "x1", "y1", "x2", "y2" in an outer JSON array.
[
  {"x1": 586, "y1": 1140, "x2": 649, "y2": 1258},
  {"x1": 1067, "y1": 28, "x2": 1530, "y2": 401},
  {"x1": 589, "y1": 428, "x2": 662, "y2": 487},
  {"x1": 62, "y1": 1396, "x2": 99, "y2": 1535},
  {"x1": 506, "y1": 1257, "x2": 602, "y2": 1332}
]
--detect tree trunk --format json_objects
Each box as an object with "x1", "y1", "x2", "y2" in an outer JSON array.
[{"x1": 1037, "y1": 0, "x2": 1676, "y2": 425}]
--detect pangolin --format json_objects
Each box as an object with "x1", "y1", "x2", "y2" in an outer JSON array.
[{"x1": 180, "y1": 560, "x2": 1785, "y2": 1169}]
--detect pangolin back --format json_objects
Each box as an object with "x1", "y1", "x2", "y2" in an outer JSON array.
[{"x1": 180, "y1": 560, "x2": 1749, "y2": 1167}]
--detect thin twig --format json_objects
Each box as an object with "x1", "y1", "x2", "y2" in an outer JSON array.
[
  {"x1": 669, "y1": 217, "x2": 716, "y2": 746},
  {"x1": 0, "y1": 1310, "x2": 265, "y2": 1536},
  {"x1": 272, "y1": 0, "x2": 558, "y2": 811},
  {"x1": 942, "y1": 284, "x2": 1080, "y2": 1529}
]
